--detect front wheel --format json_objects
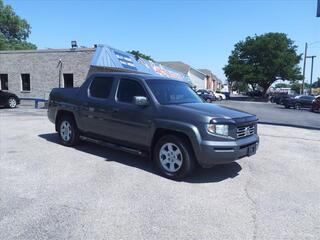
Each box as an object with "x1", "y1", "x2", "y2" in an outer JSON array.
[
  {"x1": 206, "y1": 98, "x2": 212, "y2": 103},
  {"x1": 7, "y1": 97, "x2": 17, "y2": 108},
  {"x1": 58, "y1": 116, "x2": 80, "y2": 146},
  {"x1": 219, "y1": 96, "x2": 223, "y2": 101},
  {"x1": 154, "y1": 135, "x2": 196, "y2": 180},
  {"x1": 295, "y1": 103, "x2": 301, "y2": 110}
]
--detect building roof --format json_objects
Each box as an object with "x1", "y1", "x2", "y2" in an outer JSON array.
[
  {"x1": 160, "y1": 61, "x2": 207, "y2": 79},
  {"x1": 198, "y1": 68, "x2": 223, "y2": 83},
  {"x1": 159, "y1": 61, "x2": 190, "y2": 74},
  {"x1": 0, "y1": 48, "x2": 95, "y2": 54},
  {"x1": 198, "y1": 69, "x2": 212, "y2": 76}
]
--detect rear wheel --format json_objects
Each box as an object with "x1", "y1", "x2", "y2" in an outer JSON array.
[
  {"x1": 219, "y1": 96, "x2": 223, "y2": 101},
  {"x1": 206, "y1": 98, "x2": 211, "y2": 103},
  {"x1": 295, "y1": 103, "x2": 301, "y2": 110},
  {"x1": 7, "y1": 97, "x2": 17, "y2": 108},
  {"x1": 154, "y1": 135, "x2": 196, "y2": 180},
  {"x1": 311, "y1": 106, "x2": 318, "y2": 112},
  {"x1": 58, "y1": 115, "x2": 80, "y2": 146}
]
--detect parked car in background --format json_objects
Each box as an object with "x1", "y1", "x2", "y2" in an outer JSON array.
[
  {"x1": 48, "y1": 72, "x2": 259, "y2": 179},
  {"x1": 311, "y1": 95, "x2": 320, "y2": 112},
  {"x1": 196, "y1": 89, "x2": 216, "y2": 102},
  {"x1": 209, "y1": 90, "x2": 226, "y2": 101},
  {"x1": 282, "y1": 94, "x2": 297, "y2": 108},
  {"x1": 271, "y1": 92, "x2": 292, "y2": 105},
  {"x1": 0, "y1": 90, "x2": 20, "y2": 108},
  {"x1": 270, "y1": 92, "x2": 286, "y2": 103},
  {"x1": 282, "y1": 95, "x2": 315, "y2": 109},
  {"x1": 221, "y1": 91, "x2": 230, "y2": 100}
]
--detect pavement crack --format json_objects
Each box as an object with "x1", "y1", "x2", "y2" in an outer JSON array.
[{"x1": 244, "y1": 160, "x2": 258, "y2": 240}]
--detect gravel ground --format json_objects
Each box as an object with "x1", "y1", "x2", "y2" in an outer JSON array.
[{"x1": 0, "y1": 108, "x2": 319, "y2": 240}]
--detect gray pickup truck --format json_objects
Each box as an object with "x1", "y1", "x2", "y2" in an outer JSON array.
[{"x1": 48, "y1": 72, "x2": 259, "y2": 179}]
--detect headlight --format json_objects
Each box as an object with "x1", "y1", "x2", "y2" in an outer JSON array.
[{"x1": 207, "y1": 124, "x2": 229, "y2": 136}]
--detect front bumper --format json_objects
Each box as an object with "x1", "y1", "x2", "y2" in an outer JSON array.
[{"x1": 197, "y1": 134, "x2": 259, "y2": 168}]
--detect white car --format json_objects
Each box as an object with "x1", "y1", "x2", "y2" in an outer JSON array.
[{"x1": 210, "y1": 91, "x2": 226, "y2": 101}]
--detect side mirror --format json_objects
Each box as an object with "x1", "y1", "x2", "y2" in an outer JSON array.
[{"x1": 133, "y1": 96, "x2": 149, "y2": 106}]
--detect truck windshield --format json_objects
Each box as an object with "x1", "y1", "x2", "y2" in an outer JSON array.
[{"x1": 147, "y1": 80, "x2": 202, "y2": 105}]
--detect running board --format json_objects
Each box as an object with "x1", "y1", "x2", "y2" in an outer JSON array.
[{"x1": 80, "y1": 136, "x2": 148, "y2": 157}]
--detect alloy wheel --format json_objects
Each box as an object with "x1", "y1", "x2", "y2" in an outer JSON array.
[
  {"x1": 60, "y1": 120, "x2": 72, "y2": 142},
  {"x1": 8, "y1": 98, "x2": 17, "y2": 108},
  {"x1": 159, "y1": 143, "x2": 183, "y2": 173}
]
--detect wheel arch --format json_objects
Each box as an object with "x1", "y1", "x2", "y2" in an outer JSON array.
[
  {"x1": 55, "y1": 110, "x2": 77, "y2": 132},
  {"x1": 150, "y1": 123, "x2": 202, "y2": 163}
]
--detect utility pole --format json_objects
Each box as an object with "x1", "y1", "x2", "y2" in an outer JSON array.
[
  {"x1": 57, "y1": 59, "x2": 63, "y2": 88},
  {"x1": 306, "y1": 55, "x2": 316, "y2": 95},
  {"x1": 301, "y1": 42, "x2": 308, "y2": 94}
]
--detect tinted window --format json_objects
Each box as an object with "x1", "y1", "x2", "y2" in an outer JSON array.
[
  {"x1": 89, "y1": 77, "x2": 114, "y2": 99},
  {"x1": 147, "y1": 80, "x2": 202, "y2": 105},
  {"x1": 21, "y1": 74, "x2": 30, "y2": 91},
  {"x1": 117, "y1": 79, "x2": 147, "y2": 103},
  {"x1": 300, "y1": 96, "x2": 314, "y2": 100}
]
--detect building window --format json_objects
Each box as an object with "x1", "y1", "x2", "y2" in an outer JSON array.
[
  {"x1": 63, "y1": 73, "x2": 74, "y2": 88},
  {"x1": 21, "y1": 74, "x2": 31, "y2": 92},
  {"x1": 0, "y1": 74, "x2": 8, "y2": 90}
]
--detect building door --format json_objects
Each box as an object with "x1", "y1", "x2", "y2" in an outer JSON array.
[
  {"x1": 63, "y1": 74, "x2": 73, "y2": 88},
  {"x1": 0, "y1": 74, "x2": 8, "y2": 90}
]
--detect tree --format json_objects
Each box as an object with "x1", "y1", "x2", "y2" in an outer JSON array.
[
  {"x1": 0, "y1": 0, "x2": 36, "y2": 50},
  {"x1": 290, "y1": 81, "x2": 310, "y2": 94},
  {"x1": 312, "y1": 78, "x2": 320, "y2": 88},
  {"x1": 224, "y1": 33, "x2": 302, "y2": 95},
  {"x1": 290, "y1": 81, "x2": 301, "y2": 94},
  {"x1": 127, "y1": 50, "x2": 154, "y2": 61}
]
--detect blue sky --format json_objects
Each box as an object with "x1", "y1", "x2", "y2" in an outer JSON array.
[{"x1": 5, "y1": 0, "x2": 320, "y2": 83}]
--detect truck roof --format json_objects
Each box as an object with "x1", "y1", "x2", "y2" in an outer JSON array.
[{"x1": 89, "y1": 71, "x2": 186, "y2": 83}]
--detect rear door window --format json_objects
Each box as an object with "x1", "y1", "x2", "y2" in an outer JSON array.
[{"x1": 89, "y1": 77, "x2": 114, "y2": 99}]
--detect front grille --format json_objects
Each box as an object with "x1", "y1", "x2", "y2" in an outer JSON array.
[{"x1": 237, "y1": 125, "x2": 255, "y2": 138}]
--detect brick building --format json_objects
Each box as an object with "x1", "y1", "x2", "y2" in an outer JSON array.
[
  {"x1": 0, "y1": 48, "x2": 95, "y2": 99},
  {"x1": 159, "y1": 61, "x2": 207, "y2": 90}
]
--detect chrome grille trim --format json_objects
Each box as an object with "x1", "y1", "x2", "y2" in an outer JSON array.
[{"x1": 237, "y1": 125, "x2": 255, "y2": 138}]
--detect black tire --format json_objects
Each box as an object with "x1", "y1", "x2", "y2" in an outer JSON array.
[
  {"x1": 206, "y1": 98, "x2": 211, "y2": 103},
  {"x1": 7, "y1": 97, "x2": 17, "y2": 108},
  {"x1": 153, "y1": 135, "x2": 196, "y2": 180},
  {"x1": 219, "y1": 96, "x2": 223, "y2": 101},
  {"x1": 57, "y1": 115, "x2": 80, "y2": 147},
  {"x1": 295, "y1": 103, "x2": 301, "y2": 110},
  {"x1": 284, "y1": 104, "x2": 290, "y2": 109}
]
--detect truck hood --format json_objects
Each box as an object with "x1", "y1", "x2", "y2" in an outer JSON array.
[{"x1": 166, "y1": 103, "x2": 257, "y2": 122}]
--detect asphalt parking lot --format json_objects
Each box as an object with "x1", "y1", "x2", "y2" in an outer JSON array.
[
  {"x1": 1, "y1": 108, "x2": 320, "y2": 239},
  {"x1": 217, "y1": 100, "x2": 320, "y2": 130}
]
